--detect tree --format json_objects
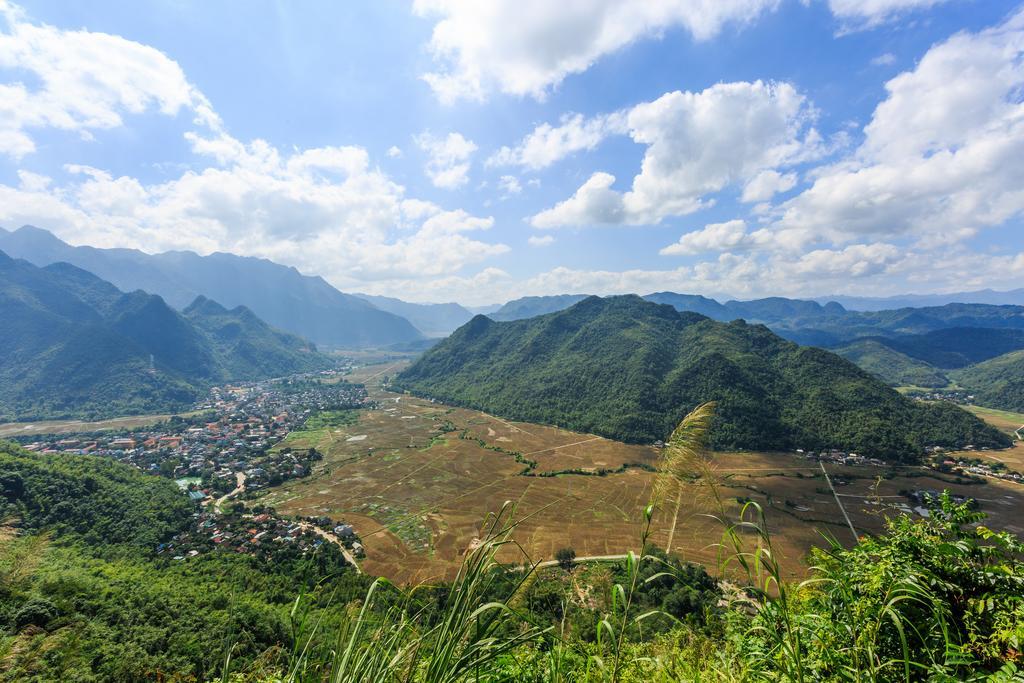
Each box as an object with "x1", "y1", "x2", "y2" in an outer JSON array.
[
  {"x1": 654, "y1": 402, "x2": 717, "y2": 554},
  {"x1": 555, "y1": 546, "x2": 576, "y2": 570}
]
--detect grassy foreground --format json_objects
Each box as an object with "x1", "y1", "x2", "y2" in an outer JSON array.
[{"x1": 2, "y1": 405, "x2": 1023, "y2": 682}]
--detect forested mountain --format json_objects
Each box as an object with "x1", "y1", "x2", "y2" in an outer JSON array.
[
  {"x1": 951, "y1": 350, "x2": 1024, "y2": 413},
  {"x1": 0, "y1": 252, "x2": 333, "y2": 421},
  {"x1": 488, "y1": 294, "x2": 590, "y2": 321},
  {"x1": 354, "y1": 293, "x2": 473, "y2": 336},
  {"x1": 397, "y1": 296, "x2": 1007, "y2": 461},
  {"x1": 0, "y1": 225, "x2": 423, "y2": 348},
  {"x1": 831, "y1": 339, "x2": 951, "y2": 388},
  {"x1": 487, "y1": 292, "x2": 1024, "y2": 348},
  {"x1": 858, "y1": 328, "x2": 1024, "y2": 369}
]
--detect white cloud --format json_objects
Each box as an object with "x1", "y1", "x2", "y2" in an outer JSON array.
[
  {"x1": 768, "y1": 9, "x2": 1024, "y2": 250},
  {"x1": 531, "y1": 172, "x2": 626, "y2": 228},
  {"x1": 0, "y1": 0, "x2": 218, "y2": 158},
  {"x1": 527, "y1": 234, "x2": 554, "y2": 247},
  {"x1": 415, "y1": 131, "x2": 477, "y2": 189},
  {"x1": 531, "y1": 80, "x2": 817, "y2": 227},
  {"x1": 0, "y1": 135, "x2": 508, "y2": 286},
  {"x1": 497, "y1": 174, "x2": 522, "y2": 196},
  {"x1": 741, "y1": 169, "x2": 797, "y2": 202},
  {"x1": 386, "y1": 145, "x2": 403, "y2": 158},
  {"x1": 487, "y1": 111, "x2": 627, "y2": 170},
  {"x1": 870, "y1": 52, "x2": 897, "y2": 66},
  {"x1": 829, "y1": 0, "x2": 954, "y2": 30},
  {"x1": 413, "y1": 0, "x2": 781, "y2": 102},
  {"x1": 660, "y1": 219, "x2": 763, "y2": 256}
]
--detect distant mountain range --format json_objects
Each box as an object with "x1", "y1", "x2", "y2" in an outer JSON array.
[
  {"x1": 817, "y1": 289, "x2": 1024, "y2": 311},
  {"x1": 397, "y1": 296, "x2": 1008, "y2": 461},
  {"x1": 353, "y1": 294, "x2": 473, "y2": 337},
  {"x1": 0, "y1": 226, "x2": 422, "y2": 349},
  {"x1": 488, "y1": 294, "x2": 591, "y2": 322},
  {"x1": 0, "y1": 250, "x2": 334, "y2": 421},
  {"x1": 491, "y1": 292, "x2": 1024, "y2": 346}
]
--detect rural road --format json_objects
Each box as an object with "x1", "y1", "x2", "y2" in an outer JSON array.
[
  {"x1": 533, "y1": 553, "x2": 628, "y2": 570},
  {"x1": 213, "y1": 472, "x2": 246, "y2": 513},
  {"x1": 295, "y1": 521, "x2": 362, "y2": 573}
]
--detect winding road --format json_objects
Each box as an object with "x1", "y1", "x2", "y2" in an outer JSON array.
[
  {"x1": 213, "y1": 472, "x2": 246, "y2": 513},
  {"x1": 295, "y1": 521, "x2": 362, "y2": 573}
]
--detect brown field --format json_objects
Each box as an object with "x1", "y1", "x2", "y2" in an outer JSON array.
[
  {"x1": 259, "y1": 364, "x2": 1024, "y2": 585},
  {"x1": 959, "y1": 405, "x2": 1024, "y2": 471},
  {"x1": 0, "y1": 411, "x2": 201, "y2": 438}
]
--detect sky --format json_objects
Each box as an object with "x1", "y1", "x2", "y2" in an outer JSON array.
[{"x1": 1, "y1": 0, "x2": 1023, "y2": 306}]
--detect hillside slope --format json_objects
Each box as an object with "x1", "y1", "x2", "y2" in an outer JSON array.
[
  {"x1": 0, "y1": 252, "x2": 333, "y2": 420},
  {"x1": 831, "y1": 339, "x2": 949, "y2": 387},
  {"x1": 397, "y1": 296, "x2": 1008, "y2": 460},
  {"x1": 951, "y1": 350, "x2": 1024, "y2": 412},
  {"x1": 0, "y1": 225, "x2": 422, "y2": 348}
]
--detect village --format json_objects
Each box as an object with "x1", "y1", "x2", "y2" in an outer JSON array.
[
  {"x1": 13, "y1": 369, "x2": 372, "y2": 567},
  {"x1": 18, "y1": 371, "x2": 367, "y2": 497}
]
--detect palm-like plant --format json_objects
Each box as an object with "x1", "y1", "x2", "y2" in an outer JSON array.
[{"x1": 653, "y1": 402, "x2": 718, "y2": 554}]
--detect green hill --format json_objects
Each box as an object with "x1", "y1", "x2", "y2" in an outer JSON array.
[
  {"x1": 396, "y1": 295, "x2": 1008, "y2": 461},
  {"x1": 832, "y1": 338, "x2": 949, "y2": 387},
  {"x1": 951, "y1": 349, "x2": 1024, "y2": 412},
  {"x1": 0, "y1": 251, "x2": 335, "y2": 421}
]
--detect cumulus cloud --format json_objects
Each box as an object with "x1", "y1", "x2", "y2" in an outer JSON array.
[
  {"x1": 386, "y1": 145, "x2": 402, "y2": 158},
  {"x1": 527, "y1": 234, "x2": 554, "y2": 247},
  {"x1": 0, "y1": 134, "x2": 508, "y2": 286},
  {"x1": 0, "y1": 0, "x2": 218, "y2": 158},
  {"x1": 413, "y1": 0, "x2": 781, "y2": 102},
  {"x1": 870, "y1": 52, "x2": 897, "y2": 66},
  {"x1": 659, "y1": 219, "x2": 763, "y2": 256},
  {"x1": 487, "y1": 111, "x2": 627, "y2": 170},
  {"x1": 531, "y1": 80, "x2": 817, "y2": 227},
  {"x1": 415, "y1": 131, "x2": 477, "y2": 189},
  {"x1": 768, "y1": 9, "x2": 1024, "y2": 250},
  {"x1": 497, "y1": 175, "x2": 522, "y2": 197},
  {"x1": 741, "y1": 169, "x2": 797, "y2": 202}
]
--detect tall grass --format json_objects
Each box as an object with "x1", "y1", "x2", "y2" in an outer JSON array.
[{"x1": 213, "y1": 406, "x2": 1024, "y2": 683}]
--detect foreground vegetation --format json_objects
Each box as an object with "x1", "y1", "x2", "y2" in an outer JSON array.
[{"x1": 2, "y1": 397, "x2": 1023, "y2": 681}]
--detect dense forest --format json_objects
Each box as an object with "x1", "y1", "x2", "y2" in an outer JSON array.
[
  {"x1": 953, "y1": 350, "x2": 1024, "y2": 413},
  {"x1": 397, "y1": 296, "x2": 1009, "y2": 461}
]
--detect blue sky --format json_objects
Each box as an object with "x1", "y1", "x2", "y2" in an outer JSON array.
[{"x1": 1, "y1": 0, "x2": 1023, "y2": 305}]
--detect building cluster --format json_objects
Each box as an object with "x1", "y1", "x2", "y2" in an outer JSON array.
[
  {"x1": 928, "y1": 449, "x2": 1023, "y2": 483},
  {"x1": 20, "y1": 374, "x2": 368, "y2": 500},
  {"x1": 158, "y1": 509, "x2": 349, "y2": 564},
  {"x1": 795, "y1": 448, "x2": 887, "y2": 467}
]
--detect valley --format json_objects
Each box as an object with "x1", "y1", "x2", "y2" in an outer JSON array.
[{"x1": 258, "y1": 362, "x2": 1024, "y2": 585}]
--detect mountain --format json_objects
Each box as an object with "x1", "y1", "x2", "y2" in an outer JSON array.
[
  {"x1": 642, "y1": 292, "x2": 730, "y2": 319},
  {"x1": 0, "y1": 251, "x2": 334, "y2": 421},
  {"x1": 831, "y1": 339, "x2": 949, "y2": 388},
  {"x1": 354, "y1": 294, "x2": 473, "y2": 337},
  {"x1": 396, "y1": 295, "x2": 1008, "y2": 461},
  {"x1": 488, "y1": 294, "x2": 590, "y2": 321},
  {"x1": 819, "y1": 289, "x2": 1024, "y2": 311},
  {"x1": 0, "y1": 225, "x2": 422, "y2": 348},
  {"x1": 862, "y1": 328, "x2": 1024, "y2": 369},
  {"x1": 467, "y1": 303, "x2": 503, "y2": 315},
  {"x1": 951, "y1": 350, "x2": 1024, "y2": 413}
]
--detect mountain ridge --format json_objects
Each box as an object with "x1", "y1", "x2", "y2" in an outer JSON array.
[
  {"x1": 397, "y1": 295, "x2": 1008, "y2": 460},
  {"x1": 0, "y1": 251, "x2": 334, "y2": 421},
  {"x1": 0, "y1": 225, "x2": 423, "y2": 348}
]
